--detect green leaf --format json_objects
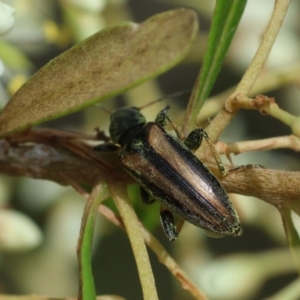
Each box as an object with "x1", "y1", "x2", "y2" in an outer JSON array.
[
  {"x1": 187, "y1": 0, "x2": 247, "y2": 128},
  {"x1": 77, "y1": 183, "x2": 109, "y2": 300},
  {"x1": 0, "y1": 9, "x2": 198, "y2": 137},
  {"x1": 279, "y1": 207, "x2": 300, "y2": 274}
]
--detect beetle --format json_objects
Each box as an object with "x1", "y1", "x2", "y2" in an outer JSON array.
[{"x1": 108, "y1": 105, "x2": 242, "y2": 241}]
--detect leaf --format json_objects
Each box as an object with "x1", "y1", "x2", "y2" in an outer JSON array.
[
  {"x1": 77, "y1": 183, "x2": 109, "y2": 300},
  {"x1": 185, "y1": 0, "x2": 246, "y2": 129},
  {"x1": 279, "y1": 207, "x2": 300, "y2": 274},
  {"x1": 0, "y1": 9, "x2": 198, "y2": 137}
]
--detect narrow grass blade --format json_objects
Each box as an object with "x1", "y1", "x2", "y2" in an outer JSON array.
[
  {"x1": 77, "y1": 183, "x2": 109, "y2": 300},
  {"x1": 185, "y1": 0, "x2": 247, "y2": 130}
]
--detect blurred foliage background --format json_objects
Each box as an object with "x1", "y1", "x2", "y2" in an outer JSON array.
[{"x1": 0, "y1": 0, "x2": 300, "y2": 299}]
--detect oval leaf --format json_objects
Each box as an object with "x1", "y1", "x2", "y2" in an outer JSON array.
[{"x1": 0, "y1": 9, "x2": 198, "y2": 137}]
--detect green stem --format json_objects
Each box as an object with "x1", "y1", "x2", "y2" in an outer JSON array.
[
  {"x1": 78, "y1": 182, "x2": 109, "y2": 300},
  {"x1": 279, "y1": 207, "x2": 300, "y2": 274},
  {"x1": 110, "y1": 184, "x2": 158, "y2": 300}
]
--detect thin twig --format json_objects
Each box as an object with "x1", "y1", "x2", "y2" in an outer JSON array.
[
  {"x1": 215, "y1": 135, "x2": 300, "y2": 155},
  {"x1": 197, "y1": 62, "x2": 300, "y2": 123},
  {"x1": 227, "y1": 0, "x2": 291, "y2": 103},
  {"x1": 230, "y1": 94, "x2": 300, "y2": 137}
]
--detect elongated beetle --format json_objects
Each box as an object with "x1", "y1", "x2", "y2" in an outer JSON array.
[{"x1": 108, "y1": 105, "x2": 241, "y2": 240}]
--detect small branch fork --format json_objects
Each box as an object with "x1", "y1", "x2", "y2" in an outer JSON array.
[
  {"x1": 227, "y1": 95, "x2": 300, "y2": 137},
  {"x1": 201, "y1": 0, "x2": 291, "y2": 148},
  {"x1": 216, "y1": 135, "x2": 300, "y2": 155}
]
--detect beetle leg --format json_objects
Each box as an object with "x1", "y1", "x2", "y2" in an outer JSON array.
[
  {"x1": 184, "y1": 128, "x2": 204, "y2": 150},
  {"x1": 184, "y1": 128, "x2": 227, "y2": 176},
  {"x1": 160, "y1": 206, "x2": 185, "y2": 241},
  {"x1": 160, "y1": 209, "x2": 178, "y2": 241},
  {"x1": 94, "y1": 127, "x2": 113, "y2": 142},
  {"x1": 229, "y1": 164, "x2": 265, "y2": 173},
  {"x1": 155, "y1": 106, "x2": 184, "y2": 139},
  {"x1": 154, "y1": 105, "x2": 170, "y2": 127},
  {"x1": 140, "y1": 187, "x2": 155, "y2": 204}
]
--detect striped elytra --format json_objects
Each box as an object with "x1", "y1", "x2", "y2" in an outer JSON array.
[{"x1": 109, "y1": 106, "x2": 241, "y2": 240}]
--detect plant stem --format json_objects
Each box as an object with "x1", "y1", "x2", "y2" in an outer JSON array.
[
  {"x1": 203, "y1": 0, "x2": 291, "y2": 147},
  {"x1": 110, "y1": 184, "x2": 159, "y2": 300},
  {"x1": 228, "y1": 0, "x2": 290, "y2": 100}
]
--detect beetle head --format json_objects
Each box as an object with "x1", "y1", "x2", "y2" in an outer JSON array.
[{"x1": 109, "y1": 107, "x2": 146, "y2": 144}]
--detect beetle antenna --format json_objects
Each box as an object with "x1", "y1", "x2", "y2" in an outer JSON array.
[
  {"x1": 138, "y1": 89, "x2": 191, "y2": 111},
  {"x1": 93, "y1": 89, "x2": 191, "y2": 113},
  {"x1": 95, "y1": 103, "x2": 112, "y2": 114}
]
